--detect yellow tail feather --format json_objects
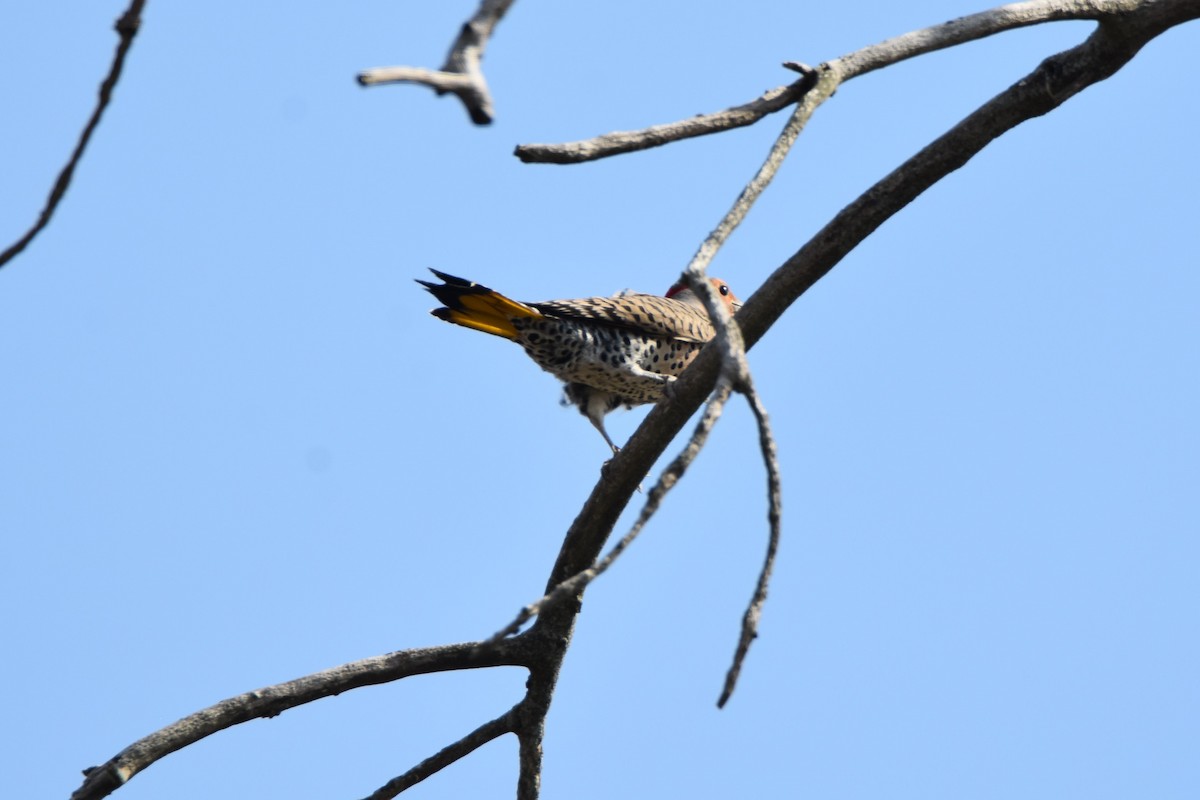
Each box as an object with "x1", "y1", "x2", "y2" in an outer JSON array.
[
  {"x1": 421, "y1": 270, "x2": 543, "y2": 341},
  {"x1": 435, "y1": 307, "x2": 521, "y2": 340}
]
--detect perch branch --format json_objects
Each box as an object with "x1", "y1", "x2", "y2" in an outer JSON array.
[
  {"x1": 357, "y1": 0, "x2": 516, "y2": 124},
  {"x1": 0, "y1": 0, "x2": 146, "y2": 270}
]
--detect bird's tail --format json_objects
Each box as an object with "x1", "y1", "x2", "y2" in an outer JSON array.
[{"x1": 417, "y1": 269, "x2": 543, "y2": 340}]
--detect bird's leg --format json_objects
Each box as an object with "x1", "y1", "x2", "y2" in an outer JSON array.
[
  {"x1": 588, "y1": 413, "x2": 621, "y2": 457},
  {"x1": 573, "y1": 386, "x2": 621, "y2": 456},
  {"x1": 586, "y1": 404, "x2": 648, "y2": 492},
  {"x1": 621, "y1": 364, "x2": 673, "y2": 386},
  {"x1": 567, "y1": 382, "x2": 646, "y2": 489},
  {"x1": 615, "y1": 364, "x2": 679, "y2": 402},
  {"x1": 659, "y1": 374, "x2": 679, "y2": 402}
]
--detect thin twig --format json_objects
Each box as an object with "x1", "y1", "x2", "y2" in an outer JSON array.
[
  {"x1": 717, "y1": 377, "x2": 782, "y2": 708},
  {"x1": 681, "y1": 64, "x2": 832, "y2": 279},
  {"x1": 0, "y1": 0, "x2": 146, "y2": 271},
  {"x1": 362, "y1": 706, "x2": 518, "y2": 799},
  {"x1": 682, "y1": 262, "x2": 782, "y2": 709},
  {"x1": 357, "y1": 0, "x2": 515, "y2": 124},
  {"x1": 514, "y1": 69, "x2": 818, "y2": 164},
  {"x1": 682, "y1": 265, "x2": 782, "y2": 709}
]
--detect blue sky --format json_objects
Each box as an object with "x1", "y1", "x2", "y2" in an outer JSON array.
[{"x1": 3, "y1": 1, "x2": 1198, "y2": 798}]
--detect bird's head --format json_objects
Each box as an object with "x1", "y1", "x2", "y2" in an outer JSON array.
[{"x1": 666, "y1": 277, "x2": 742, "y2": 315}]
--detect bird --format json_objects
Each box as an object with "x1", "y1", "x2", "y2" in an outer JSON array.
[{"x1": 418, "y1": 269, "x2": 742, "y2": 454}]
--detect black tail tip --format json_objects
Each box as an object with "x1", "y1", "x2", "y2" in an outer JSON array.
[{"x1": 424, "y1": 268, "x2": 473, "y2": 286}]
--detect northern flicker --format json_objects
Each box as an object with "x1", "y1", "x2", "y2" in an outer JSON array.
[{"x1": 418, "y1": 269, "x2": 742, "y2": 453}]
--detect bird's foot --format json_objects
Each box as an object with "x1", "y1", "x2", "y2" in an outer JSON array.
[
  {"x1": 661, "y1": 375, "x2": 679, "y2": 402},
  {"x1": 600, "y1": 449, "x2": 644, "y2": 493}
]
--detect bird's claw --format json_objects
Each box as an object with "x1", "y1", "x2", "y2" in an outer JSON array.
[{"x1": 600, "y1": 450, "x2": 645, "y2": 493}]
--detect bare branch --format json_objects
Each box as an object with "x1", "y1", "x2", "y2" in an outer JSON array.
[
  {"x1": 718, "y1": 377, "x2": 783, "y2": 708},
  {"x1": 357, "y1": 0, "x2": 516, "y2": 125},
  {"x1": 512, "y1": 0, "x2": 1161, "y2": 165},
  {"x1": 516, "y1": 728, "x2": 542, "y2": 800},
  {"x1": 514, "y1": 69, "x2": 818, "y2": 164},
  {"x1": 0, "y1": 0, "x2": 146, "y2": 271},
  {"x1": 363, "y1": 706, "x2": 518, "y2": 800},
  {"x1": 681, "y1": 64, "x2": 834, "y2": 284},
  {"x1": 70, "y1": 639, "x2": 523, "y2": 800},
  {"x1": 681, "y1": 268, "x2": 786, "y2": 708},
  {"x1": 834, "y1": 0, "x2": 1113, "y2": 78}
]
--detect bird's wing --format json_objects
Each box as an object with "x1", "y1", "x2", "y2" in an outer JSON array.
[{"x1": 530, "y1": 294, "x2": 715, "y2": 344}]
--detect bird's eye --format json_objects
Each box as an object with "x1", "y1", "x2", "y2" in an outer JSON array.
[{"x1": 719, "y1": 284, "x2": 730, "y2": 296}]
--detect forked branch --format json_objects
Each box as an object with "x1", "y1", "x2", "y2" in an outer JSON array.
[{"x1": 357, "y1": 0, "x2": 516, "y2": 124}]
